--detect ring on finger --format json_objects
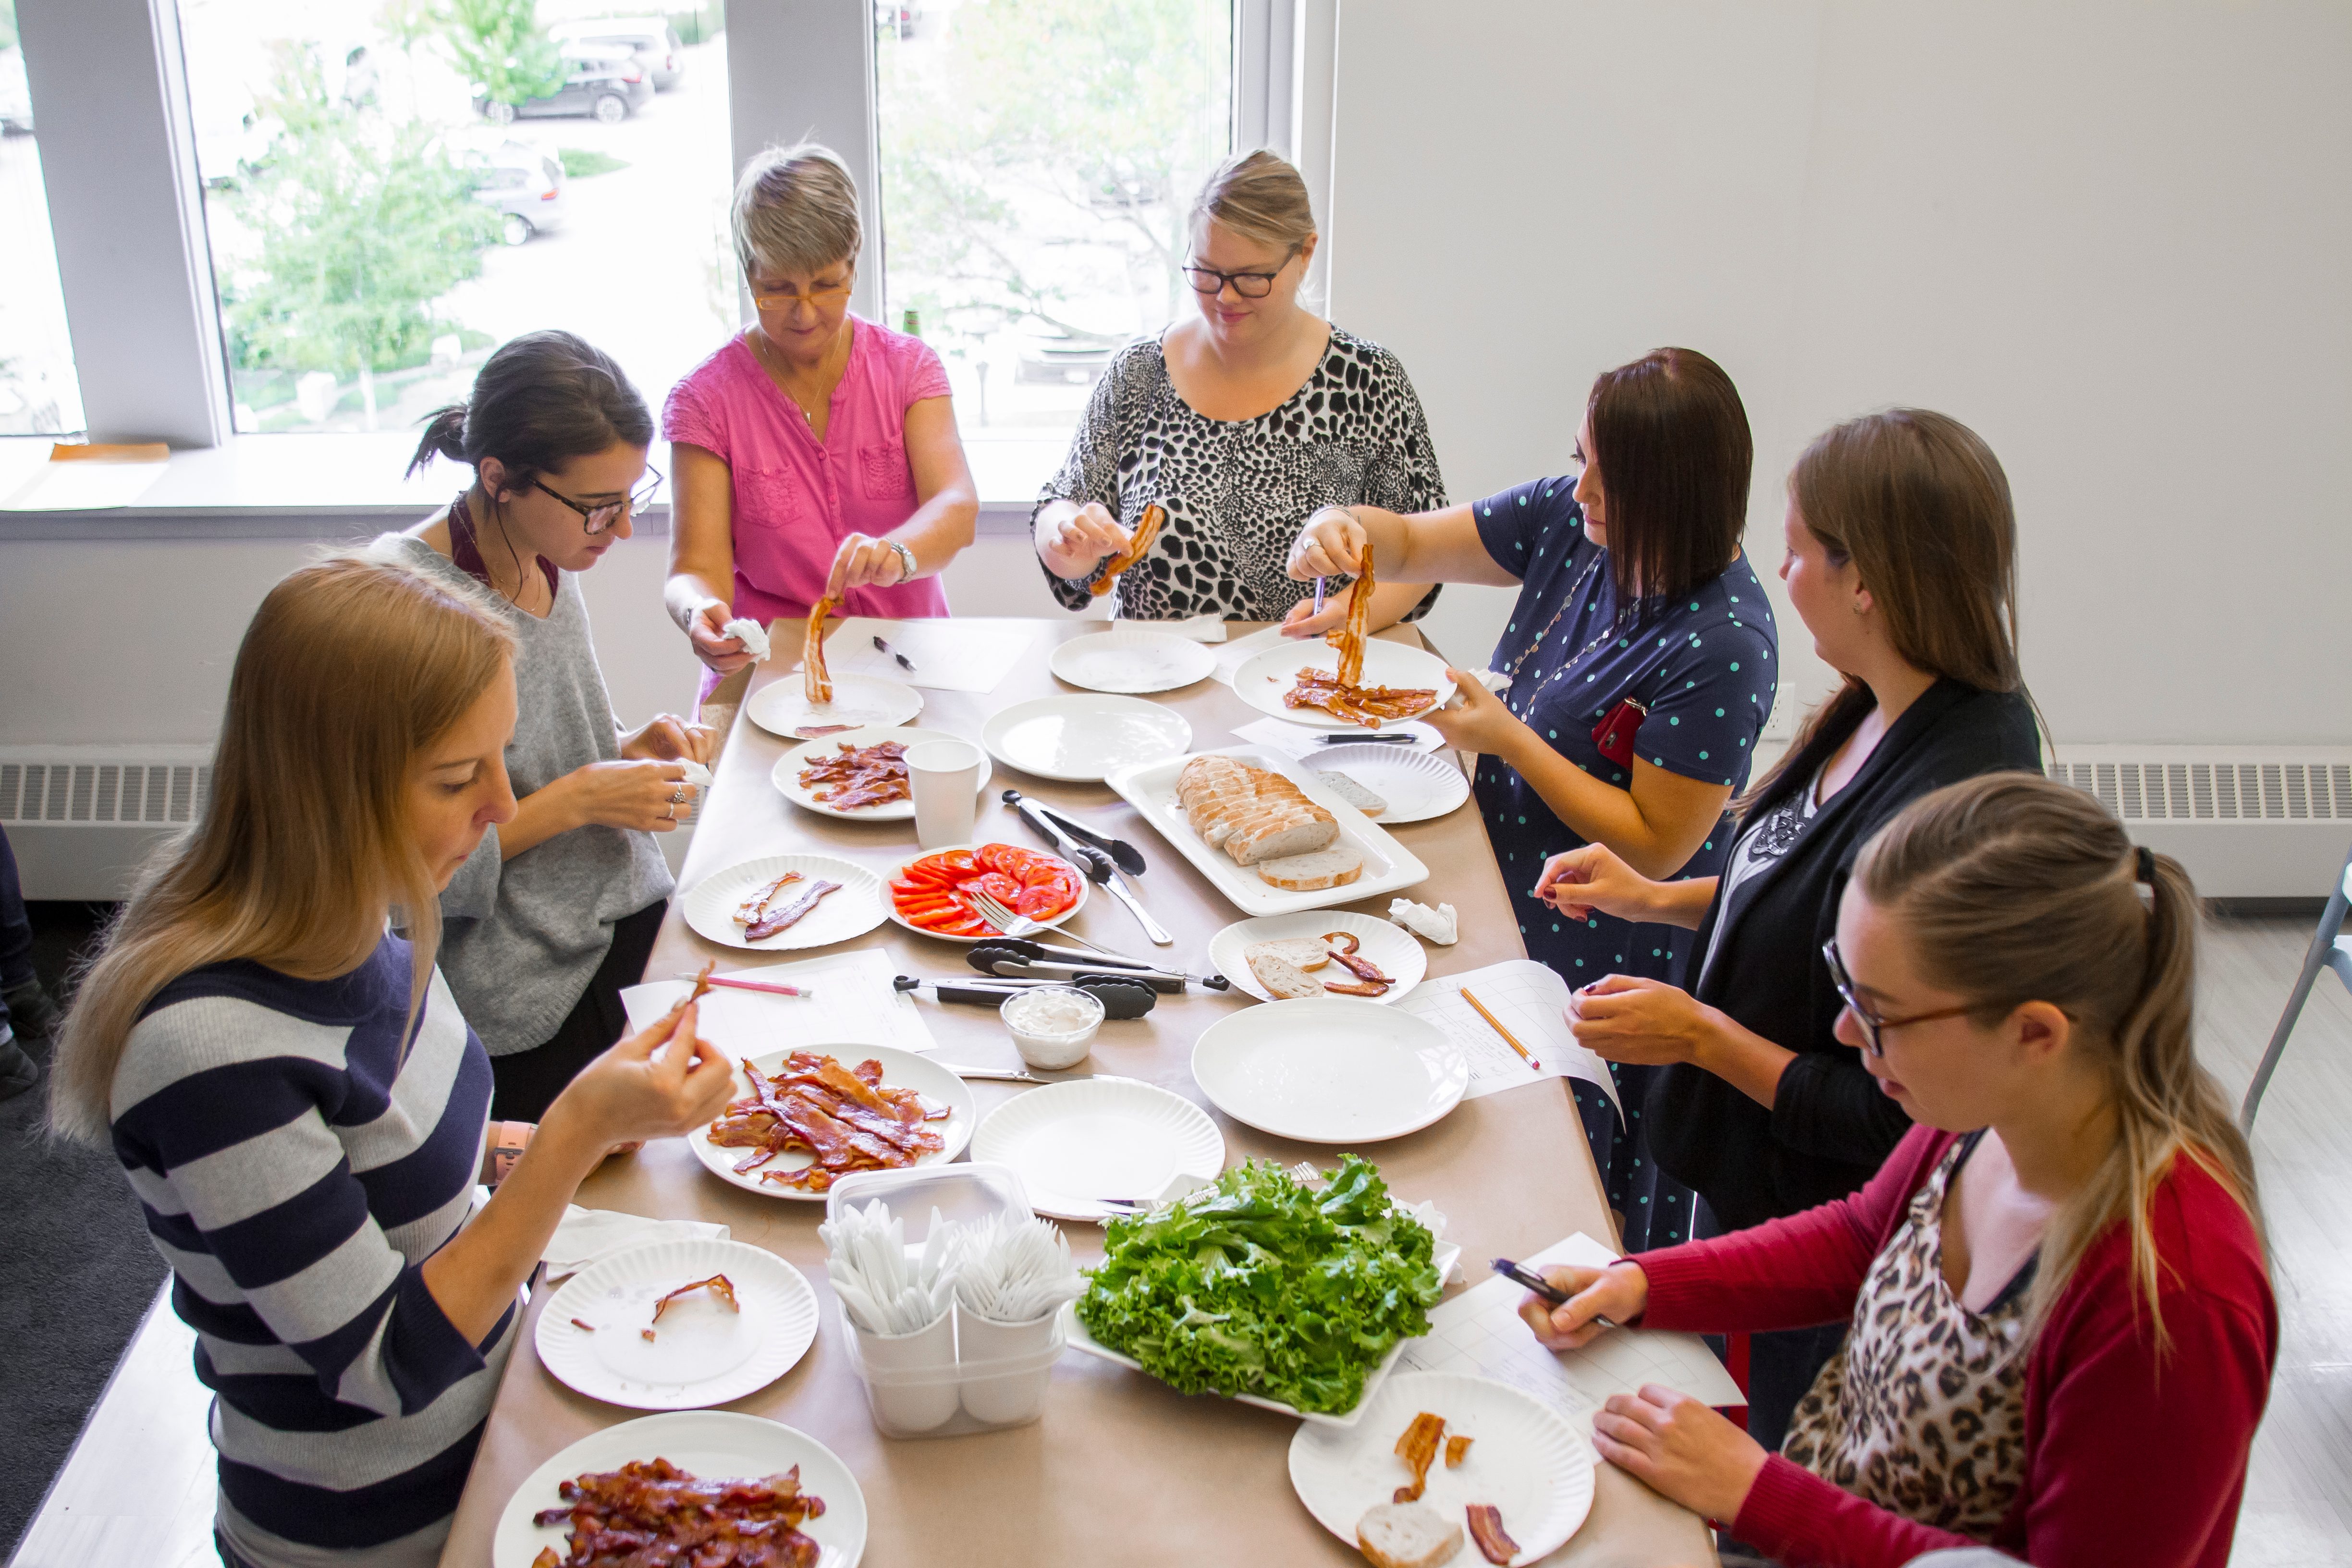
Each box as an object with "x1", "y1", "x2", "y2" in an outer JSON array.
[
  {"x1": 670, "y1": 785, "x2": 688, "y2": 804},
  {"x1": 665, "y1": 803, "x2": 677, "y2": 821}
]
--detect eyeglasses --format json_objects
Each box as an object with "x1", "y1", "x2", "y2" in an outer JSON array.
[
  {"x1": 751, "y1": 284, "x2": 851, "y2": 312},
  {"x1": 535, "y1": 464, "x2": 662, "y2": 536},
  {"x1": 1820, "y1": 937, "x2": 1979, "y2": 1057},
  {"x1": 1180, "y1": 252, "x2": 1298, "y2": 299}
]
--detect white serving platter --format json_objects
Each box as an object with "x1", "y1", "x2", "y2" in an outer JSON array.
[
  {"x1": 1102, "y1": 746, "x2": 1430, "y2": 917},
  {"x1": 1310, "y1": 743, "x2": 1472, "y2": 825},
  {"x1": 681, "y1": 854, "x2": 886, "y2": 952},
  {"x1": 1048, "y1": 627, "x2": 1219, "y2": 694},
  {"x1": 536, "y1": 1237, "x2": 818, "y2": 1410},
  {"x1": 968, "y1": 1077, "x2": 1225, "y2": 1222},
  {"x1": 980, "y1": 694, "x2": 1192, "y2": 784},
  {"x1": 770, "y1": 725, "x2": 991, "y2": 823},
  {"x1": 1231, "y1": 639, "x2": 1456, "y2": 730},
  {"x1": 1207, "y1": 910, "x2": 1428, "y2": 1004},
  {"x1": 686, "y1": 1044, "x2": 976, "y2": 1200},
  {"x1": 1189, "y1": 998, "x2": 1469, "y2": 1143},
  {"x1": 1288, "y1": 1371, "x2": 1596, "y2": 1563},
  {"x1": 882, "y1": 841, "x2": 1088, "y2": 943},
  {"x1": 493, "y1": 1409, "x2": 866, "y2": 1568},
  {"x1": 746, "y1": 672, "x2": 923, "y2": 737}
]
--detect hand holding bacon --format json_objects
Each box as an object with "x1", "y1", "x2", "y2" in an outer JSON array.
[
  {"x1": 1286, "y1": 542, "x2": 1437, "y2": 728},
  {"x1": 705, "y1": 1051, "x2": 952, "y2": 1191},
  {"x1": 529, "y1": 1457, "x2": 825, "y2": 1568},
  {"x1": 1089, "y1": 503, "x2": 1165, "y2": 598}
]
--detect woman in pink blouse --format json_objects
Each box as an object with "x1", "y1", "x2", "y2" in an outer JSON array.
[{"x1": 663, "y1": 144, "x2": 978, "y2": 697}]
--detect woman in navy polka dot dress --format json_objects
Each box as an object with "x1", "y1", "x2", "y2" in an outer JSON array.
[{"x1": 1288, "y1": 348, "x2": 1776, "y2": 1249}]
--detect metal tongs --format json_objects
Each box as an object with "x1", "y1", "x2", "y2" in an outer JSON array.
[
  {"x1": 1002, "y1": 790, "x2": 1173, "y2": 946},
  {"x1": 966, "y1": 936, "x2": 1228, "y2": 992},
  {"x1": 894, "y1": 972, "x2": 1158, "y2": 1018}
]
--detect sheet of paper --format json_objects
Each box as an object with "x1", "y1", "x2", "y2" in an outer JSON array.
[
  {"x1": 1397, "y1": 1232, "x2": 1747, "y2": 1419},
  {"x1": 1394, "y1": 958, "x2": 1622, "y2": 1116},
  {"x1": 1, "y1": 456, "x2": 168, "y2": 511},
  {"x1": 820, "y1": 616, "x2": 1038, "y2": 694},
  {"x1": 621, "y1": 948, "x2": 937, "y2": 1057},
  {"x1": 1158, "y1": 613, "x2": 1228, "y2": 643},
  {"x1": 1228, "y1": 714, "x2": 1446, "y2": 761},
  {"x1": 1211, "y1": 624, "x2": 1292, "y2": 684}
]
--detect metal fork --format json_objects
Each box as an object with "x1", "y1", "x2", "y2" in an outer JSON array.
[{"x1": 967, "y1": 891, "x2": 1137, "y2": 965}]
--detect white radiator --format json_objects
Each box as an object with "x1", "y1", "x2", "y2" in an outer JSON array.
[
  {"x1": 1, "y1": 746, "x2": 214, "y2": 899},
  {"x1": 2048, "y1": 746, "x2": 2352, "y2": 899}
]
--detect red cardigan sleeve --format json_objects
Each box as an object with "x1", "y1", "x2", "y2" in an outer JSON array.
[{"x1": 1634, "y1": 1126, "x2": 1953, "y2": 1336}]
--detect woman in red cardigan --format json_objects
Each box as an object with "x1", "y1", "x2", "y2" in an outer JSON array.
[{"x1": 1521, "y1": 773, "x2": 2275, "y2": 1568}]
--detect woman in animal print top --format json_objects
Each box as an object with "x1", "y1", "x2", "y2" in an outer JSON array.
[
  {"x1": 1030, "y1": 149, "x2": 1445, "y2": 632},
  {"x1": 1517, "y1": 774, "x2": 2275, "y2": 1568}
]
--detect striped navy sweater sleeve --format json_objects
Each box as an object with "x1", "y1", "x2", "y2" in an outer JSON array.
[{"x1": 110, "y1": 935, "x2": 514, "y2": 1557}]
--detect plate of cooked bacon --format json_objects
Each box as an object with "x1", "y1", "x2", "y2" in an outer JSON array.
[
  {"x1": 683, "y1": 855, "x2": 886, "y2": 951},
  {"x1": 770, "y1": 726, "x2": 992, "y2": 822},
  {"x1": 536, "y1": 1237, "x2": 819, "y2": 1411},
  {"x1": 493, "y1": 1409, "x2": 866, "y2": 1568},
  {"x1": 687, "y1": 1044, "x2": 977, "y2": 1201},
  {"x1": 1233, "y1": 638, "x2": 1455, "y2": 731}
]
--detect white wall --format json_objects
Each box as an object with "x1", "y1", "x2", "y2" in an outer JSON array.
[{"x1": 1328, "y1": 0, "x2": 2352, "y2": 743}]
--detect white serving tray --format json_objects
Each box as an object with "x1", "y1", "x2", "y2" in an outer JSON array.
[{"x1": 1102, "y1": 746, "x2": 1430, "y2": 916}]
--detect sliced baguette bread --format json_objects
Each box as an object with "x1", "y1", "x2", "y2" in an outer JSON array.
[
  {"x1": 1314, "y1": 769, "x2": 1388, "y2": 818},
  {"x1": 1228, "y1": 811, "x2": 1341, "y2": 865},
  {"x1": 1256, "y1": 845, "x2": 1365, "y2": 891},
  {"x1": 1356, "y1": 1502, "x2": 1463, "y2": 1568},
  {"x1": 1244, "y1": 937, "x2": 1331, "y2": 972},
  {"x1": 1246, "y1": 950, "x2": 1326, "y2": 1000}
]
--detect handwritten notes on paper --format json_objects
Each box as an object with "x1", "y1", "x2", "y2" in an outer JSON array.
[{"x1": 1395, "y1": 958, "x2": 1621, "y2": 1116}]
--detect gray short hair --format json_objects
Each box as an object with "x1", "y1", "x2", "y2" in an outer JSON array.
[{"x1": 732, "y1": 142, "x2": 861, "y2": 279}]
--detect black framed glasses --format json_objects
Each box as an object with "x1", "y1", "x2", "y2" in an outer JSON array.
[
  {"x1": 1180, "y1": 251, "x2": 1298, "y2": 299},
  {"x1": 1820, "y1": 937, "x2": 1979, "y2": 1056},
  {"x1": 536, "y1": 464, "x2": 662, "y2": 536}
]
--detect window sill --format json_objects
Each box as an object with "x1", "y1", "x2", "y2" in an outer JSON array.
[{"x1": 0, "y1": 434, "x2": 1044, "y2": 541}]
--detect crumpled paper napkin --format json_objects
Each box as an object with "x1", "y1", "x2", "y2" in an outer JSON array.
[{"x1": 542, "y1": 1206, "x2": 731, "y2": 1280}]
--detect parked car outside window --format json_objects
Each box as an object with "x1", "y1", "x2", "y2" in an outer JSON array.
[
  {"x1": 473, "y1": 47, "x2": 651, "y2": 126},
  {"x1": 549, "y1": 18, "x2": 685, "y2": 91},
  {"x1": 453, "y1": 135, "x2": 566, "y2": 246}
]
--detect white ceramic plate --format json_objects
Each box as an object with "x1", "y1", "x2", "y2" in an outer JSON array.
[
  {"x1": 1103, "y1": 746, "x2": 1431, "y2": 918},
  {"x1": 980, "y1": 695, "x2": 1193, "y2": 783},
  {"x1": 492, "y1": 1409, "x2": 867, "y2": 1568},
  {"x1": 746, "y1": 672, "x2": 923, "y2": 738},
  {"x1": 537, "y1": 1238, "x2": 818, "y2": 1411},
  {"x1": 1231, "y1": 639, "x2": 1456, "y2": 730},
  {"x1": 1310, "y1": 744, "x2": 1472, "y2": 826},
  {"x1": 687, "y1": 1044, "x2": 977, "y2": 1200},
  {"x1": 1049, "y1": 628, "x2": 1218, "y2": 694},
  {"x1": 969, "y1": 1078, "x2": 1225, "y2": 1221},
  {"x1": 682, "y1": 855, "x2": 886, "y2": 952},
  {"x1": 770, "y1": 725, "x2": 991, "y2": 822},
  {"x1": 1059, "y1": 1237, "x2": 1464, "y2": 1428},
  {"x1": 1190, "y1": 998, "x2": 1469, "y2": 1143},
  {"x1": 1208, "y1": 910, "x2": 1428, "y2": 1005},
  {"x1": 1288, "y1": 1371, "x2": 1597, "y2": 1564},
  {"x1": 882, "y1": 841, "x2": 1088, "y2": 943}
]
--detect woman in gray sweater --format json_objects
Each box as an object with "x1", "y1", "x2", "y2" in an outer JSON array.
[{"x1": 380, "y1": 331, "x2": 711, "y2": 1120}]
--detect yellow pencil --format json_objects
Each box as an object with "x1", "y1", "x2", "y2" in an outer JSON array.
[{"x1": 1459, "y1": 986, "x2": 1540, "y2": 1070}]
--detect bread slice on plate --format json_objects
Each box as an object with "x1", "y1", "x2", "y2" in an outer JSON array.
[
  {"x1": 1356, "y1": 1501, "x2": 1464, "y2": 1568},
  {"x1": 1246, "y1": 950, "x2": 1326, "y2": 1000},
  {"x1": 1257, "y1": 846, "x2": 1366, "y2": 891},
  {"x1": 1315, "y1": 768, "x2": 1388, "y2": 818},
  {"x1": 1244, "y1": 937, "x2": 1331, "y2": 971}
]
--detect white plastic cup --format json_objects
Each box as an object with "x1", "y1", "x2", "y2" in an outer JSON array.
[
  {"x1": 905, "y1": 739, "x2": 985, "y2": 849},
  {"x1": 955, "y1": 1303, "x2": 1059, "y2": 1424},
  {"x1": 848, "y1": 1307, "x2": 959, "y2": 1433}
]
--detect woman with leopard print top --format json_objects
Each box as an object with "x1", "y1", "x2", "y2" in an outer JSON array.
[
  {"x1": 1031, "y1": 150, "x2": 1443, "y2": 632},
  {"x1": 1518, "y1": 775, "x2": 2275, "y2": 1568}
]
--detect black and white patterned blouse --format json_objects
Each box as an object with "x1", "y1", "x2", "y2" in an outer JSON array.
[{"x1": 1030, "y1": 327, "x2": 1448, "y2": 621}]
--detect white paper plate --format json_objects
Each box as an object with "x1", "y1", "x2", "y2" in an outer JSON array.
[
  {"x1": 746, "y1": 672, "x2": 924, "y2": 737},
  {"x1": 1288, "y1": 1372, "x2": 1597, "y2": 1564},
  {"x1": 1103, "y1": 746, "x2": 1431, "y2": 918},
  {"x1": 882, "y1": 841, "x2": 1088, "y2": 943},
  {"x1": 1190, "y1": 998, "x2": 1468, "y2": 1143},
  {"x1": 1049, "y1": 628, "x2": 1218, "y2": 694},
  {"x1": 1310, "y1": 744, "x2": 1472, "y2": 826},
  {"x1": 493, "y1": 1409, "x2": 867, "y2": 1568},
  {"x1": 687, "y1": 1043, "x2": 977, "y2": 1200},
  {"x1": 1208, "y1": 910, "x2": 1429, "y2": 1005},
  {"x1": 1060, "y1": 1237, "x2": 1463, "y2": 1427},
  {"x1": 980, "y1": 695, "x2": 1193, "y2": 783},
  {"x1": 682, "y1": 855, "x2": 886, "y2": 952},
  {"x1": 770, "y1": 726, "x2": 991, "y2": 822},
  {"x1": 1231, "y1": 640, "x2": 1456, "y2": 730},
  {"x1": 536, "y1": 1238, "x2": 818, "y2": 1410},
  {"x1": 969, "y1": 1078, "x2": 1225, "y2": 1221}
]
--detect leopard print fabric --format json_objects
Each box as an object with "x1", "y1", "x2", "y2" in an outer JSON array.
[
  {"x1": 1781, "y1": 1137, "x2": 2033, "y2": 1538},
  {"x1": 1030, "y1": 328, "x2": 1447, "y2": 621}
]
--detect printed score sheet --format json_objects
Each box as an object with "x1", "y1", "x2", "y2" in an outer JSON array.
[
  {"x1": 1396, "y1": 958, "x2": 1623, "y2": 1116},
  {"x1": 620, "y1": 947, "x2": 937, "y2": 1058},
  {"x1": 819, "y1": 616, "x2": 1039, "y2": 694}
]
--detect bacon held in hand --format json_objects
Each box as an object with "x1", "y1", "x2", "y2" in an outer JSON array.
[
  {"x1": 1327, "y1": 540, "x2": 1375, "y2": 686},
  {"x1": 744, "y1": 880, "x2": 841, "y2": 941},
  {"x1": 1465, "y1": 1503, "x2": 1519, "y2": 1565},
  {"x1": 1089, "y1": 502, "x2": 1164, "y2": 597},
  {"x1": 1392, "y1": 1410, "x2": 1447, "y2": 1503},
  {"x1": 797, "y1": 740, "x2": 910, "y2": 811},
  {"x1": 1286, "y1": 541, "x2": 1438, "y2": 727},
  {"x1": 706, "y1": 1051, "x2": 952, "y2": 1191},
  {"x1": 802, "y1": 595, "x2": 839, "y2": 705},
  {"x1": 530, "y1": 1456, "x2": 825, "y2": 1568}
]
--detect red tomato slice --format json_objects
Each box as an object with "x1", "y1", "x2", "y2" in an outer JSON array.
[
  {"x1": 927, "y1": 851, "x2": 979, "y2": 877},
  {"x1": 1014, "y1": 885, "x2": 1064, "y2": 920},
  {"x1": 1018, "y1": 861, "x2": 1060, "y2": 888}
]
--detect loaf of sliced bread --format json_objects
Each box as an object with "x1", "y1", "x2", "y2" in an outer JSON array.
[
  {"x1": 1177, "y1": 755, "x2": 1339, "y2": 869},
  {"x1": 1356, "y1": 1502, "x2": 1463, "y2": 1568},
  {"x1": 1256, "y1": 845, "x2": 1366, "y2": 891},
  {"x1": 1246, "y1": 950, "x2": 1326, "y2": 1000},
  {"x1": 1314, "y1": 769, "x2": 1388, "y2": 818}
]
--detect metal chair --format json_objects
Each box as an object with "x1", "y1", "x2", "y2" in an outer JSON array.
[{"x1": 2241, "y1": 840, "x2": 2352, "y2": 1130}]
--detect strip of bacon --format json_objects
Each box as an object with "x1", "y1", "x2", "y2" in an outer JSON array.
[
  {"x1": 649, "y1": 1274, "x2": 740, "y2": 1326},
  {"x1": 1329, "y1": 948, "x2": 1392, "y2": 985},
  {"x1": 530, "y1": 1458, "x2": 824, "y2": 1568},
  {"x1": 1465, "y1": 1504, "x2": 1519, "y2": 1565},
  {"x1": 734, "y1": 870, "x2": 804, "y2": 927},
  {"x1": 803, "y1": 595, "x2": 839, "y2": 705},
  {"x1": 1446, "y1": 1434, "x2": 1473, "y2": 1467},
  {"x1": 1326, "y1": 540, "x2": 1375, "y2": 686},
  {"x1": 744, "y1": 879, "x2": 840, "y2": 941},
  {"x1": 1089, "y1": 502, "x2": 1165, "y2": 597},
  {"x1": 1392, "y1": 1410, "x2": 1446, "y2": 1503}
]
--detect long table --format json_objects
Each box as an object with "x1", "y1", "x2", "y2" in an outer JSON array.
[{"x1": 438, "y1": 619, "x2": 1715, "y2": 1568}]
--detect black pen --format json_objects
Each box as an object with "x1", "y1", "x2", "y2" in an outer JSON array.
[
  {"x1": 872, "y1": 635, "x2": 916, "y2": 673},
  {"x1": 1492, "y1": 1257, "x2": 1619, "y2": 1330}
]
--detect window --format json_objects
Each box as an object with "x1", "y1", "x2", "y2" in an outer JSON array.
[
  {"x1": 175, "y1": 0, "x2": 737, "y2": 435},
  {"x1": 875, "y1": 0, "x2": 1233, "y2": 484},
  {"x1": 0, "y1": 1, "x2": 85, "y2": 436}
]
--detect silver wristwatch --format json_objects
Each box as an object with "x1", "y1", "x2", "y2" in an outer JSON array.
[{"x1": 885, "y1": 539, "x2": 919, "y2": 582}]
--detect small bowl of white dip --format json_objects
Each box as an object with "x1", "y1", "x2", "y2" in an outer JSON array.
[{"x1": 1001, "y1": 985, "x2": 1105, "y2": 1070}]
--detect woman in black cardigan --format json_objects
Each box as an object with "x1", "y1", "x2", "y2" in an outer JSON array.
[{"x1": 1531, "y1": 408, "x2": 2042, "y2": 1450}]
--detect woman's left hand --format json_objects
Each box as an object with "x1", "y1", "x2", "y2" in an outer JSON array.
[
  {"x1": 826, "y1": 533, "x2": 908, "y2": 597},
  {"x1": 621, "y1": 713, "x2": 716, "y2": 765},
  {"x1": 1420, "y1": 666, "x2": 1528, "y2": 756},
  {"x1": 1567, "y1": 974, "x2": 1720, "y2": 1066},
  {"x1": 1591, "y1": 1383, "x2": 1769, "y2": 1525}
]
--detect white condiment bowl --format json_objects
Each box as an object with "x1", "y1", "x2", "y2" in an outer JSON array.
[{"x1": 1002, "y1": 985, "x2": 1105, "y2": 1070}]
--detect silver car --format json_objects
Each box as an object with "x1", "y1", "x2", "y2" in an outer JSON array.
[
  {"x1": 549, "y1": 18, "x2": 685, "y2": 91},
  {"x1": 456, "y1": 138, "x2": 567, "y2": 246}
]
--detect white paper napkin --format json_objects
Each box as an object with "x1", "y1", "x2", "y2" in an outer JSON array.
[
  {"x1": 542, "y1": 1206, "x2": 731, "y2": 1280},
  {"x1": 1160, "y1": 613, "x2": 1229, "y2": 643}
]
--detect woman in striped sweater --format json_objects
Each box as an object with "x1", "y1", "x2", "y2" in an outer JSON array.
[{"x1": 49, "y1": 555, "x2": 735, "y2": 1568}]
